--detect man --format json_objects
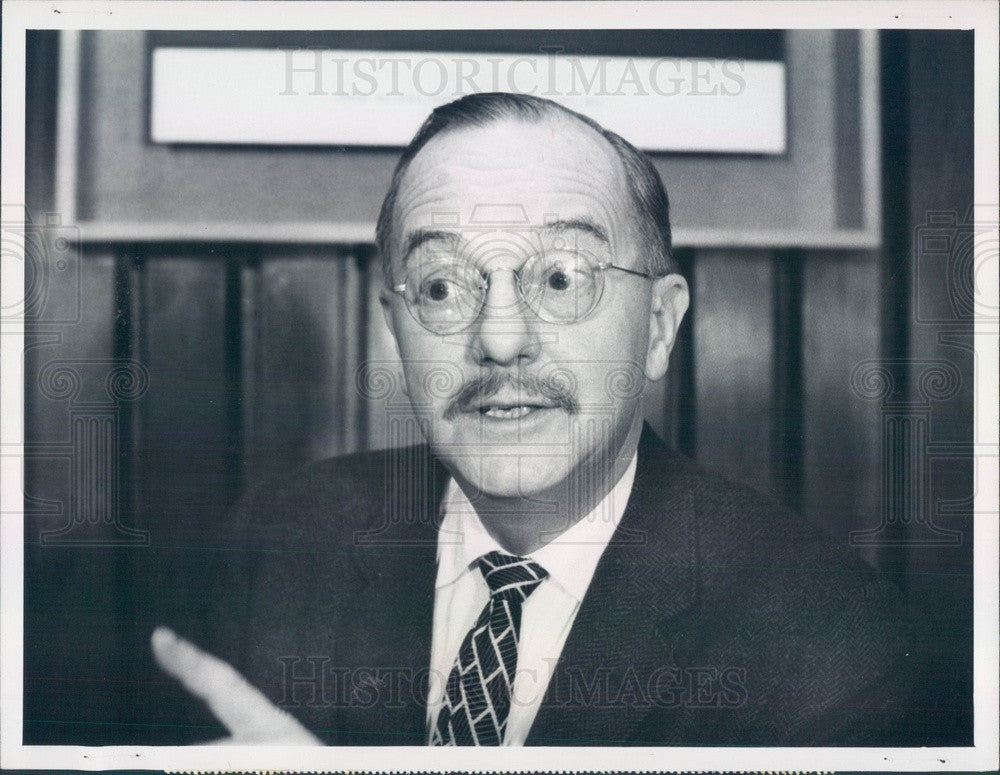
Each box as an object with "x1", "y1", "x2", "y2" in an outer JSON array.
[{"x1": 153, "y1": 92, "x2": 915, "y2": 746}]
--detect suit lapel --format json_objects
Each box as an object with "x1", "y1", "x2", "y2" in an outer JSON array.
[
  {"x1": 528, "y1": 427, "x2": 700, "y2": 745},
  {"x1": 330, "y1": 430, "x2": 701, "y2": 746},
  {"x1": 334, "y1": 444, "x2": 449, "y2": 744}
]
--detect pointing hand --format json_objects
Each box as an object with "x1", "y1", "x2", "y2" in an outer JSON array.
[{"x1": 151, "y1": 626, "x2": 320, "y2": 745}]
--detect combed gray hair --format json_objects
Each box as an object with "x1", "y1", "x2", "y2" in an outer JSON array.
[{"x1": 375, "y1": 92, "x2": 675, "y2": 282}]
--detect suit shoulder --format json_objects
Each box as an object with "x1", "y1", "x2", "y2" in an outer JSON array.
[
  {"x1": 678, "y1": 463, "x2": 909, "y2": 669},
  {"x1": 225, "y1": 445, "x2": 423, "y2": 544},
  {"x1": 670, "y1": 459, "x2": 881, "y2": 583},
  {"x1": 238, "y1": 445, "x2": 388, "y2": 505},
  {"x1": 649, "y1": 459, "x2": 915, "y2": 741}
]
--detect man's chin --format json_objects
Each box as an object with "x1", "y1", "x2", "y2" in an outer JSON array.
[
  {"x1": 446, "y1": 454, "x2": 571, "y2": 502},
  {"x1": 430, "y1": 409, "x2": 631, "y2": 500}
]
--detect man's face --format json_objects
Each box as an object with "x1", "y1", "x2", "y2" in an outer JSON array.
[{"x1": 381, "y1": 117, "x2": 681, "y2": 503}]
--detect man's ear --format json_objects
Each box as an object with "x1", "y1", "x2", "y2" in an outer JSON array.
[
  {"x1": 379, "y1": 287, "x2": 403, "y2": 361},
  {"x1": 645, "y1": 273, "x2": 690, "y2": 381}
]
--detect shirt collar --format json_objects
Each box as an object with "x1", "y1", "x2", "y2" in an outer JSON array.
[{"x1": 435, "y1": 452, "x2": 638, "y2": 602}]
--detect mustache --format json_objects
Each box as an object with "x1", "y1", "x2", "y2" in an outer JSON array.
[{"x1": 444, "y1": 371, "x2": 580, "y2": 420}]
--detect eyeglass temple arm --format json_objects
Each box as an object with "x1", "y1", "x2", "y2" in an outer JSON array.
[{"x1": 604, "y1": 263, "x2": 655, "y2": 279}]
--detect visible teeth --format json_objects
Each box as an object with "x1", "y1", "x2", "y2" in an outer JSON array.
[{"x1": 483, "y1": 405, "x2": 533, "y2": 419}]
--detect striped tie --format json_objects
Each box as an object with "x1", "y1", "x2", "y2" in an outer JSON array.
[{"x1": 431, "y1": 551, "x2": 548, "y2": 746}]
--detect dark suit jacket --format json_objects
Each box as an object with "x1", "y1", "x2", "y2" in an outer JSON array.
[{"x1": 197, "y1": 424, "x2": 920, "y2": 746}]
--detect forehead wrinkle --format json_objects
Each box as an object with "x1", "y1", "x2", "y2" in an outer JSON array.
[
  {"x1": 542, "y1": 167, "x2": 623, "y2": 219},
  {"x1": 400, "y1": 151, "x2": 535, "y2": 210},
  {"x1": 394, "y1": 172, "x2": 451, "y2": 224},
  {"x1": 392, "y1": 156, "x2": 535, "y2": 232},
  {"x1": 401, "y1": 165, "x2": 623, "y2": 233},
  {"x1": 391, "y1": 182, "x2": 462, "y2": 271},
  {"x1": 538, "y1": 167, "x2": 632, "y2": 257},
  {"x1": 392, "y1": 121, "x2": 636, "y2": 262}
]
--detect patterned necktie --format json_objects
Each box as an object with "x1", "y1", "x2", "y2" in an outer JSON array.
[{"x1": 431, "y1": 550, "x2": 548, "y2": 746}]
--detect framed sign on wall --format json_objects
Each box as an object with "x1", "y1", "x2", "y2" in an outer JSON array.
[
  {"x1": 58, "y1": 29, "x2": 879, "y2": 248},
  {"x1": 150, "y1": 47, "x2": 787, "y2": 153}
]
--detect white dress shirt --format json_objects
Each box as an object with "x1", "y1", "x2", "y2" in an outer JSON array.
[{"x1": 426, "y1": 453, "x2": 638, "y2": 745}]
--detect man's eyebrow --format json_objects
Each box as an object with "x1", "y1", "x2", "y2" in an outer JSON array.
[
  {"x1": 542, "y1": 218, "x2": 610, "y2": 245},
  {"x1": 401, "y1": 228, "x2": 461, "y2": 266},
  {"x1": 400, "y1": 219, "x2": 609, "y2": 266}
]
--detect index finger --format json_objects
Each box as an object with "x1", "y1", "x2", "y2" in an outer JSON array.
[{"x1": 150, "y1": 626, "x2": 305, "y2": 741}]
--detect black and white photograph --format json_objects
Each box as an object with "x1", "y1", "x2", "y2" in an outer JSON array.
[{"x1": 1, "y1": 1, "x2": 997, "y2": 772}]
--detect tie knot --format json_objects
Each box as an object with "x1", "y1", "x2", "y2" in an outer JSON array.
[{"x1": 477, "y1": 551, "x2": 548, "y2": 602}]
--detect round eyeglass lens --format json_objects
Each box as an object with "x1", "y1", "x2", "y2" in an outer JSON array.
[
  {"x1": 405, "y1": 261, "x2": 485, "y2": 332},
  {"x1": 520, "y1": 250, "x2": 603, "y2": 323}
]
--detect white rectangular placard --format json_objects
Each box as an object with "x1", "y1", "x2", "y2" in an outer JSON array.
[{"x1": 150, "y1": 47, "x2": 786, "y2": 153}]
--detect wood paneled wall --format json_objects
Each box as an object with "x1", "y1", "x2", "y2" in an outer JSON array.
[{"x1": 27, "y1": 242, "x2": 893, "y2": 531}]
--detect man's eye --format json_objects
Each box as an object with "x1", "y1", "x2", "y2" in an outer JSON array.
[
  {"x1": 546, "y1": 269, "x2": 573, "y2": 292},
  {"x1": 421, "y1": 277, "x2": 453, "y2": 302}
]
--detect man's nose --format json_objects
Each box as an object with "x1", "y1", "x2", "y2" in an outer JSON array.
[{"x1": 467, "y1": 269, "x2": 541, "y2": 366}]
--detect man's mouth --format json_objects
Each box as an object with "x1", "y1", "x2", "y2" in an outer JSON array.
[
  {"x1": 477, "y1": 403, "x2": 550, "y2": 419},
  {"x1": 443, "y1": 373, "x2": 581, "y2": 421}
]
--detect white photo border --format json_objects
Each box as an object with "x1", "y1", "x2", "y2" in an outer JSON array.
[{"x1": 1, "y1": 1, "x2": 997, "y2": 772}]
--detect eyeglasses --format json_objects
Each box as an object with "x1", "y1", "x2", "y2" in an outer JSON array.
[{"x1": 391, "y1": 249, "x2": 654, "y2": 334}]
